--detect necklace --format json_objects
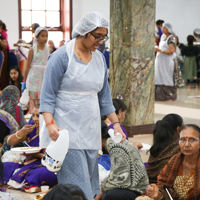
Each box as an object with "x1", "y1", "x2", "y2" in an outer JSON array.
[{"x1": 75, "y1": 43, "x2": 82, "y2": 61}]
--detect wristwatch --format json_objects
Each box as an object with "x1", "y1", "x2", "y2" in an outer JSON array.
[{"x1": 161, "y1": 49, "x2": 164, "y2": 53}]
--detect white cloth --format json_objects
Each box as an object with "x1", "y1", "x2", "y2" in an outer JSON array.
[
  {"x1": 163, "y1": 22, "x2": 173, "y2": 34},
  {"x1": 40, "y1": 38, "x2": 105, "y2": 150},
  {"x1": 72, "y1": 12, "x2": 108, "y2": 38},
  {"x1": 155, "y1": 35, "x2": 176, "y2": 86},
  {"x1": 194, "y1": 28, "x2": 200, "y2": 34}
]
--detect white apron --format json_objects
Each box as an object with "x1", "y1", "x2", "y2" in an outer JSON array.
[
  {"x1": 40, "y1": 39, "x2": 105, "y2": 150},
  {"x1": 155, "y1": 35, "x2": 176, "y2": 86}
]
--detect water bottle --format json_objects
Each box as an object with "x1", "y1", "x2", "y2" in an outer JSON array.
[{"x1": 41, "y1": 129, "x2": 69, "y2": 172}]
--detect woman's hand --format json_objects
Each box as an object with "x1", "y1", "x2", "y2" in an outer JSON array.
[
  {"x1": 146, "y1": 184, "x2": 162, "y2": 199},
  {"x1": 155, "y1": 47, "x2": 160, "y2": 52},
  {"x1": 132, "y1": 142, "x2": 143, "y2": 150},
  {"x1": 47, "y1": 124, "x2": 61, "y2": 141},
  {"x1": 22, "y1": 152, "x2": 43, "y2": 159},
  {"x1": 22, "y1": 125, "x2": 35, "y2": 135},
  {"x1": 113, "y1": 123, "x2": 126, "y2": 142}
]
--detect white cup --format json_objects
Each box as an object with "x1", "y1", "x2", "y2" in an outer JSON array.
[
  {"x1": 41, "y1": 185, "x2": 49, "y2": 194},
  {"x1": 108, "y1": 129, "x2": 122, "y2": 143}
]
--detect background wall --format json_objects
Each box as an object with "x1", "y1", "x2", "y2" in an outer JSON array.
[
  {"x1": 1, "y1": 0, "x2": 200, "y2": 49},
  {"x1": 72, "y1": 0, "x2": 110, "y2": 29},
  {"x1": 0, "y1": 0, "x2": 19, "y2": 49},
  {"x1": 156, "y1": 0, "x2": 200, "y2": 43}
]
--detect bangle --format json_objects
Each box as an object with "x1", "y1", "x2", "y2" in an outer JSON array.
[
  {"x1": 113, "y1": 122, "x2": 120, "y2": 126},
  {"x1": 46, "y1": 119, "x2": 54, "y2": 127},
  {"x1": 15, "y1": 131, "x2": 22, "y2": 139}
]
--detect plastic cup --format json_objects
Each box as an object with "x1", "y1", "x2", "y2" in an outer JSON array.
[
  {"x1": 108, "y1": 129, "x2": 122, "y2": 143},
  {"x1": 41, "y1": 185, "x2": 49, "y2": 194}
]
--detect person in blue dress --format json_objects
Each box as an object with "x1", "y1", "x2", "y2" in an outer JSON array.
[{"x1": 39, "y1": 12, "x2": 126, "y2": 199}]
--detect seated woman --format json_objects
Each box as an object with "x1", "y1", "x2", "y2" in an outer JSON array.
[
  {"x1": 107, "y1": 99, "x2": 143, "y2": 149},
  {"x1": 0, "y1": 109, "x2": 19, "y2": 148},
  {"x1": 108, "y1": 99, "x2": 129, "y2": 139},
  {"x1": 0, "y1": 85, "x2": 26, "y2": 128},
  {"x1": 99, "y1": 138, "x2": 149, "y2": 200},
  {"x1": 43, "y1": 184, "x2": 87, "y2": 200},
  {"x1": 2, "y1": 105, "x2": 58, "y2": 193},
  {"x1": 137, "y1": 124, "x2": 200, "y2": 200},
  {"x1": 146, "y1": 114, "x2": 183, "y2": 184},
  {"x1": 0, "y1": 157, "x2": 18, "y2": 199}
]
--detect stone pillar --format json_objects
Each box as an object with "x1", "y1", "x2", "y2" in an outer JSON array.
[{"x1": 110, "y1": 0, "x2": 156, "y2": 135}]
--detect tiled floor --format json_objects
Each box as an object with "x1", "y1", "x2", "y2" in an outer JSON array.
[{"x1": 7, "y1": 87, "x2": 200, "y2": 199}]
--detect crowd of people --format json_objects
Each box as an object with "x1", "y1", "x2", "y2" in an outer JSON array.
[
  {"x1": 0, "y1": 11, "x2": 200, "y2": 200},
  {"x1": 155, "y1": 19, "x2": 200, "y2": 101}
]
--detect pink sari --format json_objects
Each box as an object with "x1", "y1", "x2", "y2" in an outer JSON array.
[{"x1": 0, "y1": 29, "x2": 10, "y2": 50}]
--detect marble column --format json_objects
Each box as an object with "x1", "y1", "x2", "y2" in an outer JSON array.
[{"x1": 110, "y1": 0, "x2": 155, "y2": 130}]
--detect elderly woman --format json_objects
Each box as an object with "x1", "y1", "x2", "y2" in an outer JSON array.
[
  {"x1": 39, "y1": 12, "x2": 126, "y2": 200},
  {"x1": 137, "y1": 124, "x2": 200, "y2": 200},
  {"x1": 155, "y1": 23, "x2": 177, "y2": 101}
]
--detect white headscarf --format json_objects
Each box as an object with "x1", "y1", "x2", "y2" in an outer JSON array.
[
  {"x1": 194, "y1": 28, "x2": 200, "y2": 35},
  {"x1": 163, "y1": 23, "x2": 173, "y2": 34},
  {"x1": 72, "y1": 12, "x2": 108, "y2": 39},
  {"x1": 32, "y1": 27, "x2": 49, "y2": 58}
]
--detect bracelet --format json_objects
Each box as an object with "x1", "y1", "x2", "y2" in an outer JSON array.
[
  {"x1": 161, "y1": 49, "x2": 164, "y2": 53},
  {"x1": 46, "y1": 119, "x2": 54, "y2": 127},
  {"x1": 15, "y1": 131, "x2": 22, "y2": 139},
  {"x1": 113, "y1": 122, "x2": 120, "y2": 126}
]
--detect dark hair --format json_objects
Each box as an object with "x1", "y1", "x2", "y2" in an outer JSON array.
[
  {"x1": 0, "y1": 20, "x2": 7, "y2": 31},
  {"x1": 101, "y1": 116, "x2": 107, "y2": 121},
  {"x1": 149, "y1": 114, "x2": 183, "y2": 158},
  {"x1": 32, "y1": 23, "x2": 40, "y2": 32},
  {"x1": 9, "y1": 66, "x2": 23, "y2": 91},
  {"x1": 187, "y1": 35, "x2": 195, "y2": 47},
  {"x1": 97, "y1": 41, "x2": 105, "y2": 53},
  {"x1": 179, "y1": 124, "x2": 200, "y2": 139},
  {"x1": 49, "y1": 40, "x2": 57, "y2": 53},
  {"x1": 0, "y1": 158, "x2": 4, "y2": 183},
  {"x1": 176, "y1": 36, "x2": 179, "y2": 44},
  {"x1": 112, "y1": 99, "x2": 127, "y2": 115},
  {"x1": 156, "y1": 20, "x2": 164, "y2": 26},
  {"x1": 101, "y1": 120, "x2": 109, "y2": 139},
  {"x1": 42, "y1": 184, "x2": 87, "y2": 200}
]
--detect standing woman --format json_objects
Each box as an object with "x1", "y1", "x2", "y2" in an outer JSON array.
[
  {"x1": 179, "y1": 35, "x2": 199, "y2": 89},
  {"x1": 39, "y1": 12, "x2": 126, "y2": 200},
  {"x1": 0, "y1": 20, "x2": 10, "y2": 90},
  {"x1": 155, "y1": 23, "x2": 177, "y2": 101}
]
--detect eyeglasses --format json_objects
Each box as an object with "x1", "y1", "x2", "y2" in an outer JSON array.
[
  {"x1": 179, "y1": 137, "x2": 200, "y2": 144},
  {"x1": 90, "y1": 32, "x2": 109, "y2": 43}
]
